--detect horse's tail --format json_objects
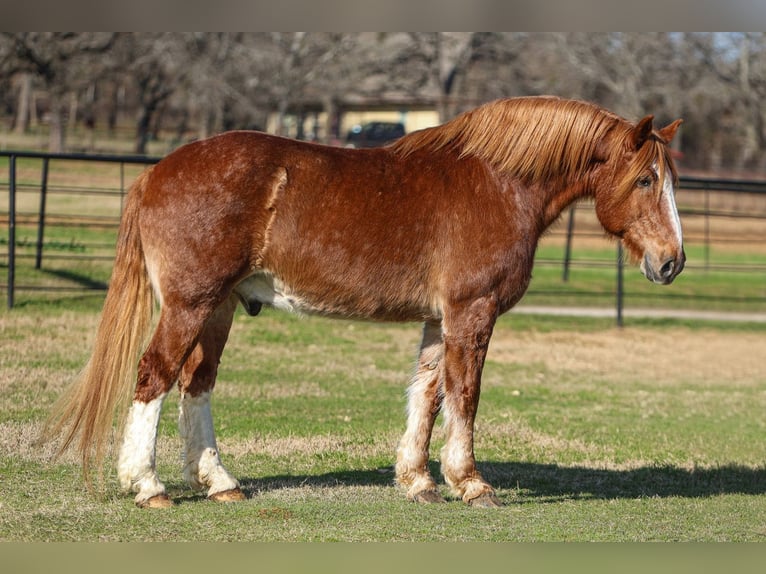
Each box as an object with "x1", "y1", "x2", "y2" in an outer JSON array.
[{"x1": 43, "y1": 166, "x2": 156, "y2": 488}]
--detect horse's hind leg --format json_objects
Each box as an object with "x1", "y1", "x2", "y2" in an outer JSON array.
[
  {"x1": 177, "y1": 295, "x2": 244, "y2": 502},
  {"x1": 395, "y1": 321, "x2": 446, "y2": 503},
  {"x1": 118, "y1": 303, "x2": 214, "y2": 508}
]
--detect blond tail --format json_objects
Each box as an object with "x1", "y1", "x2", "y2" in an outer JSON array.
[{"x1": 43, "y1": 166, "x2": 156, "y2": 488}]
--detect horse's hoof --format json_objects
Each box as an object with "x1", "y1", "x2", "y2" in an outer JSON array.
[
  {"x1": 137, "y1": 493, "x2": 174, "y2": 509},
  {"x1": 467, "y1": 492, "x2": 503, "y2": 508},
  {"x1": 412, "y1": 489, "x2": 446, "y2": 504},
  {"x1": 208, "y1": 488, "x2": 246, "y2": 503}
]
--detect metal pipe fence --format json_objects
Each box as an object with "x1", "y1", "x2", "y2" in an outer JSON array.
[
  {"x1": 536, "y1": 174, "x2": 766, "y2": 324},
  {"x1": 1, "y1": 151, "x2": 160, "y2": 308},
  {"x1": 2, "y1": 150, "x2": 766, "y2": 322}
]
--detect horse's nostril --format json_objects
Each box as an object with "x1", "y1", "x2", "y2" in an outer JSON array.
[{"x1": 660, "y1": 258, "x2": 675, "y2": 279}]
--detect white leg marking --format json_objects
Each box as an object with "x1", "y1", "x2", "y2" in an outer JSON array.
[
  {"x1": 439, "y1": 399, "x2": 472, "y2": 487},
  {"x1": 178, "y1": 391, "x2": 239, "y2": 496},
  {"x1": 397, "y1": 366, "x2": 441, "y2": 496},
  {"x1": 118, "y1": 394, "x2": 168, "y2": 503},
  {"x1": 396, "y1": 323, "x2": 443, "y2": 499}
]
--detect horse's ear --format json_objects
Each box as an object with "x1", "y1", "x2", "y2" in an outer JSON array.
[
  {"x1": 658, "y1": 119, "x2": 683, "y2": 144},
  {"x1": 631, "y1": 115, "x2": 654, "y2": 150}
]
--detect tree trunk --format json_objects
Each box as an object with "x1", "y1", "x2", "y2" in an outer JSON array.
[
  {"x1": 135, "y1": 104, "x2": 155, "y2": 154},
  {"x1": 14, "y1": 73, "x2": 32, "y2": 134},
  {"x1": 275, "y1": 98, "x2": 289, "y2": 137},
  {"x1": 68, "y1": 91, "x2": 78, "y2": 129},
  {"x1": 47, "y1": 96, "x2": 66, "y2": 152},
  {"x1": 322, "y1": 96, "x2": 339, "y2": 144},
  {"x1": 107, "y1": 82, "x2": 121, "y2": 136}
]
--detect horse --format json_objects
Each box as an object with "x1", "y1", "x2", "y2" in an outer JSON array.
[{"x1": 44, "y1": 96, "x2": 684, "y2": 508}]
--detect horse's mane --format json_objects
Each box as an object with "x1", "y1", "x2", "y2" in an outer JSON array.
[{"x1": 390, "y1": 96, "x2": 673, "y2": 191}]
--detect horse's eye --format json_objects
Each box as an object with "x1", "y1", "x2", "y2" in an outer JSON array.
[{"x1": 636, "y1": 176, "x2": 652, "y2": 188}]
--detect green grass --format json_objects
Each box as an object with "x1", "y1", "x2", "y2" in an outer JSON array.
[{"x1": 1, "y1": 300, "x2": 765, "y2": 541}]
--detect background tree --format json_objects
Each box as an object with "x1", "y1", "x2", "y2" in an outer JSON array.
[
  {"x1": 693, "y1": 32, "x2": 766, "y2": 170},
  {"x1": 0, "y1": 32, "x2": 764, "y2": 172},
  {"x1": 117, "y1": 33, "x2": 187, "y2": 154},
  {"x1": 0, "y1": 32, "x2": 117, "y2": 152},
  {"x1": 398, "y1": 32, "x2": 477, "y2": 121}
]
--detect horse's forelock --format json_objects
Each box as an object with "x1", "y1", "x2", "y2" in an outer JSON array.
[{"x1": 613, "y1": 134, "x2": 678, "y2": 202}]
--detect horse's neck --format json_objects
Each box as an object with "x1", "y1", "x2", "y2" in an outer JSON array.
[{"x1": 535, "y1": 179, "x2": 591, "y2": 230}]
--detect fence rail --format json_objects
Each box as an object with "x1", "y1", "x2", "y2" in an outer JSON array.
[
  {"x1": 2, "y1": 150, "x2": 766, "y2": 323},
  {"x1": 2, "y1": 150, "x2": 160, "y2": 308}
]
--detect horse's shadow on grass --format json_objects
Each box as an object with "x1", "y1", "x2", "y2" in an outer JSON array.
[
  {"x1": 234, "y1": 461, "x2": 766, "y2": 502},
  {"x1": 41, "y1": 268, "x2": 108, "y2": 290}
]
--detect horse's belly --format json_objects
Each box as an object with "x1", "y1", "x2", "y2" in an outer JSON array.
[{"x1": 233, "y1": 270, "x2": 437, "y2": 322}]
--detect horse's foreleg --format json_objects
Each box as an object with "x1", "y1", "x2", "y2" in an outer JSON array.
[
  {"x1": 117, "y1": 304, "x2": 212, "y2": 508},
  {"x1": 395, "y1": 321, "x2": 446, "y2": 503},
  {"x1": 177, "y1": 296, "x2": 244, "y2": 502},
  {"x1": 440, "y1": 297, "x2": 502, "y2": 507}
]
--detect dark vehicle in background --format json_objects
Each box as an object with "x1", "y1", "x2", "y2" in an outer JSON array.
[{"x1": 345, "y1": 121, "x2": 406, "y2": 148}]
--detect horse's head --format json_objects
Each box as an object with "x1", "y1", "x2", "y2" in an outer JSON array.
[{"x1": 594, "y1": 116, "x2": 685, "y2": 285}]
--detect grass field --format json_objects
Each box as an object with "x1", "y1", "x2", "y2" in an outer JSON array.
[{"x1": 1, "y1": 297, "x2": 764, "y2": 541}]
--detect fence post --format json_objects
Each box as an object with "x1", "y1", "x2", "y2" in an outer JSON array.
[
  {"x1": 119, "y1": 161, "x2": 125, "y2": 214},
  {"x1": 35, "y1": 157, "x2": 49, "y2": 270},
  {"x1": 616, "y1": 242, "x2": 624, "y2": 327},
  {"x1": 7, "y1": 155, "x2": 16, "y2": 309},
  {"x1": 562, "y1": 206, "x2": 575, "y2": 282},
  {"x1": 704, "y1": 187, "x2": 710, "y2": 271}
]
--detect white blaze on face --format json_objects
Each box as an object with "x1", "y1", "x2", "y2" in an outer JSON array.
[
  {"x1": 663, "y1": 170, "x2": 683, "y2": 247},
  {"x1": 653, "y1": 163, "x2": 683, "y2": 247}
]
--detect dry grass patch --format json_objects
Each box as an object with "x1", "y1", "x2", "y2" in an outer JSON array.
[
  {"x1": 476, "y1": 415, "x2": 614, "y2": 461},
  {"x1": 222, "y1": 431, "x2": 399, "y2": 461},
  {"x1": 488, "y1": 326, "x2": 765, "y2": 386},
  {"x1": 0, "y1": 421, "x2": 77, "y2": 464}
]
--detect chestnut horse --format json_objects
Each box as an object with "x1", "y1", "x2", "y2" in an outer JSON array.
[{"x1": 45, "y1": 96, "x2": 684, "y2": 508}]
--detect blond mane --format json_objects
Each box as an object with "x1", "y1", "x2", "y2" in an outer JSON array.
[{"x1": 391, "y1": 96, "x2": 635, "y2": 185}]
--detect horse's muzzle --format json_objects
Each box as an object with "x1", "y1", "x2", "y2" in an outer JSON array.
[{"x1": 641, "y1": 250, "x2": 685, "y2": 285}]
